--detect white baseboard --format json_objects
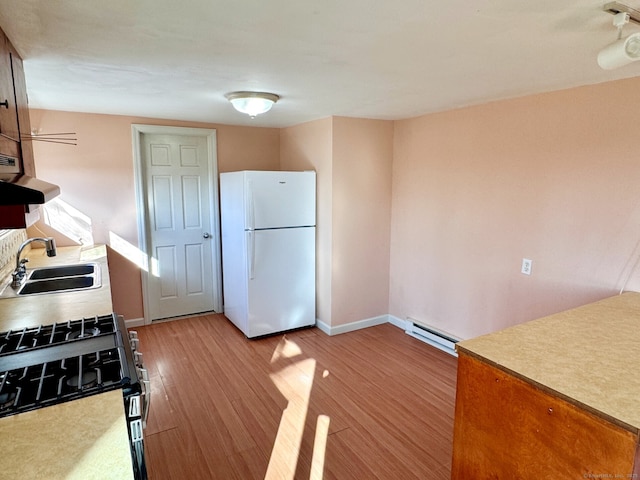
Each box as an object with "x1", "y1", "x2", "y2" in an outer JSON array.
[
  {"x1": 387, "y1": 315, "x2": 411, "y2": 331},
  {"x1": 312, "y1": 315, "x2": 459, "y2": 357},
  {"x1": 315, "y1": 319, "x2": 331, "y2": 335},
  {"x1": 395, "y1": 315, "x2": 458, "y2": 356},
  {"x1": 124, "y1": 317, "x2": 145, "y2": 328},
  {"x1": 316, "y1": 314, "x2": 390, "y2": 336}
]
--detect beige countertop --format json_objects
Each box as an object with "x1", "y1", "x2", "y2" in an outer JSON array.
[
  {"x1": 0, "y1": 244, "x2": 135, "y2": 479},
  {"x1": 0, "y1": 244, "x2": 114, "y2": 331},
  {"x1": 457, "y1": 291, "x2": 640, "y2": 433},
  {"x1": 0, "y1": 389, "x2": 134, "y2": 479}
]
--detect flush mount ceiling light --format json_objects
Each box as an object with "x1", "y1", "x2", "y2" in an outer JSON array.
[
  {"x1": 225, "y1": 91, "x2": 280, "y2": 118},
  {"x1": 598, "y1": 4, "x2": 640, "y2": 69}
]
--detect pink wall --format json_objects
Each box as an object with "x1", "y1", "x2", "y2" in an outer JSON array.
[
  {"x1": 280, "y1": 117, "x2": 393, "y2": 328},
  {"x1": 390, "y1": 77, "x2": 640, "y2": 340},
  {"x1": 29, "y1": 109, "x2": 280, "y2": 320},
  {"x1": 28, "y1": 76, "x2": 640, "y2": 338},
  {"x1": 280, "y1": 118, "x2": 333, "y2": 325},
  {"x1": 331, "y1": 117, "x2": 393, "y2": 325}
]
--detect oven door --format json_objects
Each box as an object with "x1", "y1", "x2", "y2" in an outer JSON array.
[
  {"x1": 123, "y1": 322, "x2": 150, "y2": 480},
  {"x1": 125, "y1": 394, "x2": 147, "y2": 480}
]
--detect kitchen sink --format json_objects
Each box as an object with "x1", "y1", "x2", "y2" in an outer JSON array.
[
  {"x1": 28, "y1": 264, "x2": 96, "y2": 281},
  {"x1": 19, "y1": 276, "x2": 96, "y2": 295},
  {"x1": 14, "y1": 262, "x2": 101, "y2": 296}
]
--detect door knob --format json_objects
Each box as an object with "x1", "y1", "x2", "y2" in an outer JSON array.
[
  {"x1": 0, "y1": 100, "x2": 8, "y2": 109},
  {"x1": 203, "y1": 232, "x2": 211, "y2": 239}
]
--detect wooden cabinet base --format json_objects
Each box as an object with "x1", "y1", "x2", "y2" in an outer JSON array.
[{"x1": 452, "y1": 352, "x2": 640, "y2": 479}]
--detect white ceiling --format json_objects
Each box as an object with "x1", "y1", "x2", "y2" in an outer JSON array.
[{"x1": 0, "y1": 0, "x2": 639, "y2": 128}]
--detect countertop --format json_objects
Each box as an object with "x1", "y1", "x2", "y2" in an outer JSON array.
[
  {"x1": 456, "y1": 291, "x2": 640, "y2": 433},
  {"x1": 0, "y1": 389, "x2": 134, "y2": 479},
  {"x1": 0, "y1": 244, "x2": 135, "y2": 479}
]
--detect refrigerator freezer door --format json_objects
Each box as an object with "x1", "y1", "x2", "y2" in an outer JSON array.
[
  {"x1": 246, "y1": 227, "x2": 316, "y2": 338},
  {"x1": 245, "y1": 171, "x2": 316, "y2": 230}
]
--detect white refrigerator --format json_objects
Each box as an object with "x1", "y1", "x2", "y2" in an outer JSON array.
[{"x1": 219, "y1": 170, "x2": 316, "y2": 338}]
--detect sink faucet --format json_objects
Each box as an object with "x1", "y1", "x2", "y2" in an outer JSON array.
[{"x1": 12, "y1": 237, "x2": 57, "y2": 288}]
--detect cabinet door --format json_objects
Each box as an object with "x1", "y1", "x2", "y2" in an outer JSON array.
[
  {"x1": 0, "y1": 33, "x2": 19, "y2": 143},
  {"x1": 452, "y1": 353, "x2": 638, "y2": 479},
  {"x1": 10, "y1": 51, "x2": 34, "y2": 175}
]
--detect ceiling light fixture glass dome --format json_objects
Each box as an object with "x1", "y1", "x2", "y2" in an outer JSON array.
[{"x1": 225, "y1": 91, "x2": 280, "y2": 118}]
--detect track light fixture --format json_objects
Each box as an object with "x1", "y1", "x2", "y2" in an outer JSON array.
[{"x1": 598, "y1": 7, "x2": 640, "y2": 69}]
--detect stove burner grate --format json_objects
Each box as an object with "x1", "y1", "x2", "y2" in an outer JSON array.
[
  {"x1": 67, "y1": 327, "x2": 101, "y2": 340},
  {"x1": 0, "y1": 315, "x2": 118, "y2": 354},
  {"x1": 0, "y1": 374, "x2": 17, "y2": 409},
  {"x1": 0, "y1": 314, "x2": 138, "y2": 419},
  {"x1": 62, "y1": 369, "x2": 100, "y2": 390},
  {"x1": 0, "y1": 346, "x2": 125, "y2": 416}
]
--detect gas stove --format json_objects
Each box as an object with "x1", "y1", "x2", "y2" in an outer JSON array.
[
  {"x1": 0, "y1": 314, "x2": 117, "y2": 352},
  {"x1": 0, "y1": 313, "x2": 148, "y2": 479}
]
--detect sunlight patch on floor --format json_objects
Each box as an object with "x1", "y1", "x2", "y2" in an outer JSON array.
[
  {"x1": 310, "y1": 415, "x2": 331, "y2": 480},
  {"x1": 267, "y1": 336, "x2": 330, "y2": 480},
  {"x1": 271, "y1": 336, "x2": 303, "y2": 363}
]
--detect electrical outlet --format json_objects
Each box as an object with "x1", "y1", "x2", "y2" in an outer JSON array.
[{"x1": 521, "y1": 258, "x2": 532, "y2": 275}]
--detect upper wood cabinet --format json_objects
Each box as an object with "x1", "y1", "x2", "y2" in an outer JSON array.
[
  {"x1": 0, "y1": 26, "x2": 41, "y2": 229},
  {"x1": 0, "y1": 30, "x2": 20, "y2": 162},
  {"x1": 0, "y1": 26, "x2": 33, "y2": 174},
  {"x1": 10, "y1": 50, "x2": 34, "y2": 175},
  {"x1": 0, "y1": 31, "x2": 19, "y2": 143}
]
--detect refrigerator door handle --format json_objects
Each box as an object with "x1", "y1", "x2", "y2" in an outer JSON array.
[
  {"x1": 247, "y1": 179, "x2": 255, "y2": 232},
  {"x1": 247, "y1": 230, "x2": 255, "y2": 280}
]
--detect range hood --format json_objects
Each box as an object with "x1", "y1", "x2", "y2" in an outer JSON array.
[{"x1": 0, "y1": 174, "x2": 60, "y2": 205}]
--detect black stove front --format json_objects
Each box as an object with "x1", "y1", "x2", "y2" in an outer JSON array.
[
  {"x1": 0, "y1": 313, "x2": 148, "y2": 479},
  {"x1": 0, "y1": 314, "x2": 138, "y2": 416}
]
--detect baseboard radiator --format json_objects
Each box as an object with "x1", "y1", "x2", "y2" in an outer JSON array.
[{"x1": 406, "y1": 319, "x2": 459, "y2": 357}]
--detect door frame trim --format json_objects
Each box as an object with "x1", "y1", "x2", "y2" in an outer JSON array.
[{"x1": 132, "y1": 124, "x2": 223, "y2": 325}]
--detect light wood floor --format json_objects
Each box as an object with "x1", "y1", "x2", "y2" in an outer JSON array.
[{"x1": 135, "y1": 314, "x2": 458, "y2": 480}]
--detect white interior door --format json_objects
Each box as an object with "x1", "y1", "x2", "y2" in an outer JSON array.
[{"x1": 141, "y1": 131, "x2": 219, "y2": 320}]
